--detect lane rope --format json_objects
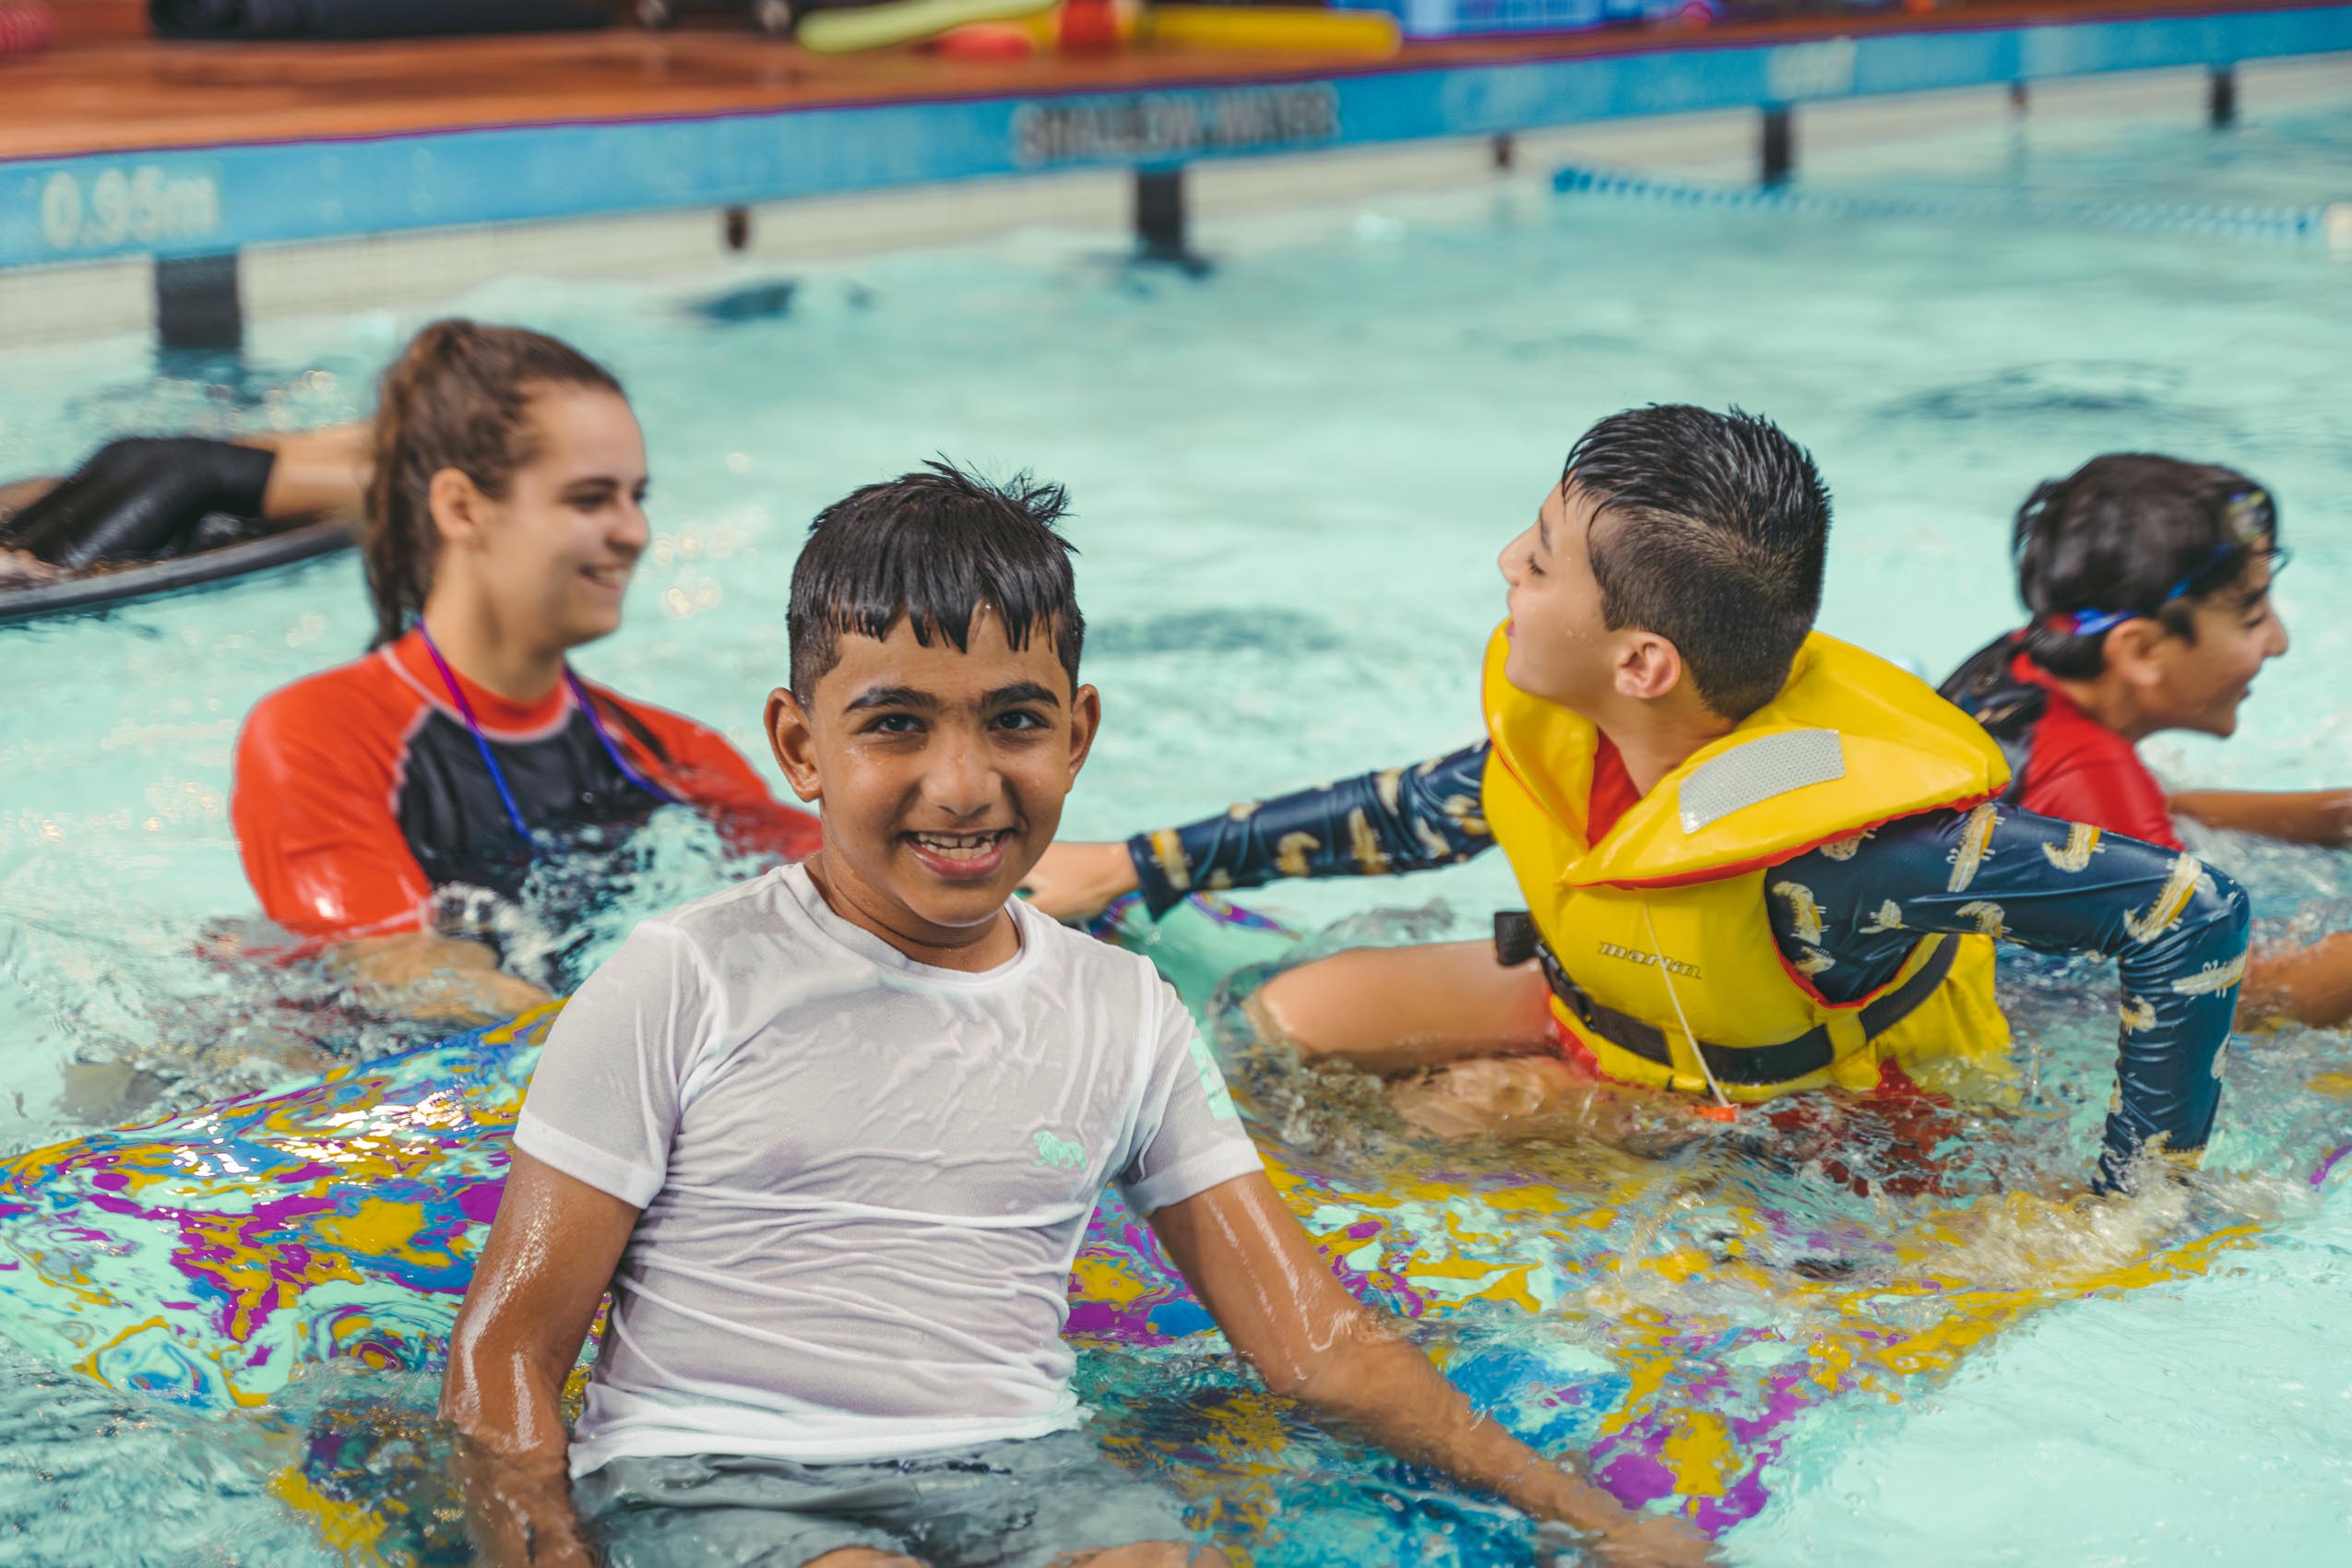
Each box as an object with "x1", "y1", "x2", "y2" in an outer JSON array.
[{"x1": 1551, "y1": 161, "x2": 2352, "y2": 248}]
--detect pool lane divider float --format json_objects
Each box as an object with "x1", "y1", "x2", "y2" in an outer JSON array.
[
  {"x1": 1551, "y1": 162, "x2": 2352, "y2": 249},
  {"x1": 0, "y1": 896, "x2": 2299, "y2": 1559}
]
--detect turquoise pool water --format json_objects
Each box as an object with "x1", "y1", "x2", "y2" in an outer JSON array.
[{"x1": 3, "y1": 94, "x2": 2352, "y2": 1566}]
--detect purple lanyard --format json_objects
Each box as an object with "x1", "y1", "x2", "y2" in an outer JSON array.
[{"x1": 416, "y1": 626, "x2": 676, "y2": 851}]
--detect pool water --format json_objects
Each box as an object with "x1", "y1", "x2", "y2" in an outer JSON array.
[{"x1": 4, "y1": 93, "x2": 2352, "y2": 1567}]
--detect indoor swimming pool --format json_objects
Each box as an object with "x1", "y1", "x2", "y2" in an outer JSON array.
[{"x1": 2, "y1": 92, "x2": 2349, "y2": 1567}]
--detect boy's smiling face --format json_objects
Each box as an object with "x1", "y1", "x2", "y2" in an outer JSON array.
[
  {"x1": 2146, "y1": 551, "x2": 2290, "y2": 739},
  {"x1": 767, "y1": 606, "x2": 1099, "y2": 965}
]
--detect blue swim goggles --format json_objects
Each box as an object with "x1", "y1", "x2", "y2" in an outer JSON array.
[
  {"x1": 418, "y1": 625, "x2": 678, "y2": 852},
  {"x1": 2042, "y1": 488, "x2": 2287, "y2": 639}
]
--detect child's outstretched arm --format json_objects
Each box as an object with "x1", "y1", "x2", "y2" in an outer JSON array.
[
  {"x1": 1797, "y1": 805, "x2": 2251, "y2": 1192},
  {"x1": 2156, "y1": 790, "x2": 2352, "y2": 1026},
  {"x1": 2169, "y1": 787, "x2": 2352, "y2": 848},
  {"x1": 1148, "y1": 1172, "x2": 1718, "y2": 1568},
  {"x1": 440, "y1": 1150, "x2": 640, "y2": 1568},
  {"x1": 2239, "y1": 929, "x2": 2352, "y2": 1029},
  {"x1": 1024, "y1": 742, "x2": 1493, "y2": 922}
]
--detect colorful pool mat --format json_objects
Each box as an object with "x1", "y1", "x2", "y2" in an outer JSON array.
[{"x1": 0, "y1": 900, "x2": 2279, "y2": 1561}]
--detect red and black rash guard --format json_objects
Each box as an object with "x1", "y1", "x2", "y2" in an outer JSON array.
[
  {"x1": 1938, "y1": 633, "x2": 2183, "y2": 851},
  {"x1": 232, "y1": 628, "x2": 821, "y2": 944}
]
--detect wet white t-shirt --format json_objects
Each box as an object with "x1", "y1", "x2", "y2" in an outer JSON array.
[{"x1": 514, "y1": 863, "x2": 1263, "y2": 1475}]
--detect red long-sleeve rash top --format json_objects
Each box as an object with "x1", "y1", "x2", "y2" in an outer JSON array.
[
  {"x1": 232, "y1": 628, "x2": 822, "y2": 941},
  {"x1": 2002, "y1": 658, "x2": 2182, "y2": 849},
  {"x1": 1936, "y1": 635, "x2": 2184, "y2": 852}
]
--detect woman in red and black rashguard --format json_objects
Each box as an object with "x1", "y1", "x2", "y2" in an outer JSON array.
[
  {"x1": 1939, "y1": 454, "x2": 2352, "y2": 1028},
  {"x1": 232, "y1": 321, "x2": 818, "y2": 1018}
]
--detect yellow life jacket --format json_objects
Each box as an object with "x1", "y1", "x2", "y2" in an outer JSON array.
[{"x1": 1481, "y1": 625, "x2": 2014, "y2": 1101}]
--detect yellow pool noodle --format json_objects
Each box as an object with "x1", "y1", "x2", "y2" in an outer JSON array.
[
  {"x1": 798, "y1": 0, "x2": 1059, "y2": 54},
  {"x1": 1139, "y1": 6, "x2": 1402, "y2": 56},
  {"x1": 870, "y1": 3, "x2": 1403, "y2": 59}
]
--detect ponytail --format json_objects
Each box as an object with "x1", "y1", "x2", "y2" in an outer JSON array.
[{"x1": 362, "y1": 319, "x2": 624, "y2": 647}]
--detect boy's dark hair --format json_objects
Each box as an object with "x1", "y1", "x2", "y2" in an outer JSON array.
[
  {"x1": 789, "y1": 459, "x2": 1084, "y2": 703},
  {"x1": 2014, "y1": 454, "x2": 2280, "y2": 679},
  {"x1": 1567, "y1": 404, "x2": 1831, "y2": 720}
]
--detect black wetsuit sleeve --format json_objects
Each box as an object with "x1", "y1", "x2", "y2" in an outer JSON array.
[
  {"x1": 1123, "y1": 742, "x2": 1497, "y2": 918},
  {"x1": 0, "y1": 437, "x2": 275, "y2": 571},
  {"x1": 1778, "y1": 806, "x2": 2252, "y2": 1193}
]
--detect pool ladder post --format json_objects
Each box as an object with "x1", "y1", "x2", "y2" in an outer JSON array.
[
  {"x1": 1134, "y1": 166, "x2": 1208, "y2": 275},
  {"x1": 156, "y1": 253, "x2": 242, "y2": 354},
  {"x1": 2209, "y1": 65, "x2": 2238, "y2": 130},
  {"x1": 1760, "y1": 104, "x2": 1793, "y2": 189}
]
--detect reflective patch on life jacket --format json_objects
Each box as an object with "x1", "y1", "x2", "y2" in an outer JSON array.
[{"x1": 1678, "y1": 729, "x2": 1847, "y2": 835}]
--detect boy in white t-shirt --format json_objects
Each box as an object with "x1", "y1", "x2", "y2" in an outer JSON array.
[{"x1": 439, "y1": 462, "x2": 1715, "y2": 1568}]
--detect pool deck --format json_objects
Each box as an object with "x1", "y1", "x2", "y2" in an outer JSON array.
[
  {"x1": 0, "y1": 1, "x2": 2340, "y2": 160},
  {"x1": 0, "y1": 1, "x2": 2347, "y2": 277}
]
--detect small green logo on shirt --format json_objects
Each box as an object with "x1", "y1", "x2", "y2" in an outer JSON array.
[
  {"x1": 1032, "y1": 1130, "x2": 1087, "y2": 1171},
  {"x1": 1186, "y1": 1032, "x2": 1239, "y2": 1123}
]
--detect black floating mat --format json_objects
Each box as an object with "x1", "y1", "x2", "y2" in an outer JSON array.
[
  {"x1": 0, "y1": 514, "x2": 359, "y2": 626},
  {"x1": 152, "y1": 1, "x2": 610, "y2": 40}
]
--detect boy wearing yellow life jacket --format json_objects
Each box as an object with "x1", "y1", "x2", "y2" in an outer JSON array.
[{"x1": 1028, "y1": 405, "x2": 2251, "y2": 1193}]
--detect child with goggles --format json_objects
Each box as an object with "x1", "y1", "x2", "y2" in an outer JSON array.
[{"x1": 1940, "y1": 455, "x2": 2351, "y2": 1027}]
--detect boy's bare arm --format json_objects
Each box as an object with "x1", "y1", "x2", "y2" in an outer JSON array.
[
  {"x1": 1149, "y1": 1173, "x2": 1718, "y2": 1568},
  {"x1": 2170, "y1": 788, "x2": 2352, "y2": 848},
  {"x1": 441, "y1": 1149, "x2": 639, "y2": 1568},
  {"x1": 1020, "y1": 839, "x2": 1142, "y2": 923}
]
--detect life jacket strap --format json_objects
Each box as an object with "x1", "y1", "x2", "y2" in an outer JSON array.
[{"x1": 1492, "y1": 911, "x2": 1959, "y2": 1089}]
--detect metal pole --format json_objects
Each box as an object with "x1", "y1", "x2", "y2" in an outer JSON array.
[
  {"x1": 1135, "y1": 167, "x2": 1187, "y2": 263},
  {"x1": 1761, "y1": 106, "x2": 1793, "y2": 188},
  {"x1": 156, "y1": 254, "x2": 243, "y2": 353},
  {"x1": 2209, "y1": 66, "x2": 2238, "y2": 128}
]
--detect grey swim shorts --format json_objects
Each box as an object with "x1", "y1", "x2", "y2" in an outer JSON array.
[{"x1": 575, "y1": 1429, "x2": 1197, "y2": 1567}]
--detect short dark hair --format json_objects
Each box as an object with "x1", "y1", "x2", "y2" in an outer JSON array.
[
  {"x1": 2014, "y1": 454, "x2": 2280, "y2": 679},
  {"x1": 789, "y1": 459, "x2": 1085, "y2": 703},
  {"x1": 1566, "y1": 405, "x2": 1830, "y2": 720}
]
